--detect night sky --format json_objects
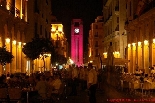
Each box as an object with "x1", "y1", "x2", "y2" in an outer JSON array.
[{"x1": 51, "y1": 0, "x2": 103, "y2": 53}]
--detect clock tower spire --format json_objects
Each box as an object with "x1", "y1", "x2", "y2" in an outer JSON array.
[{"x1": 71, "y1": 19, "x2": 83, "y2": 66}]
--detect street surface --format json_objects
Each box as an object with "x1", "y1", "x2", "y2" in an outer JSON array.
[{"x1": 59, "y1": 81, "x2": 155, "y2": 103}]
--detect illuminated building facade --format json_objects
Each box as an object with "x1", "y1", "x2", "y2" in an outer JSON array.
[
  {"x1": 88, "y1": 16, "x2": 104, "y2": 69},
  {"x1": 51, "y1": 23, "x2": 68, "y2": 60},
  {"x1": 0, "y1": 0, "x2": 52, "y2": 75},
  {"x1": 28, "y1": 0, "x2": 52, "y2": 73},
  {"x1": 102, "y1": 0, "x2": 127, "y2": 60},
  {"x1": 125, "y1": 0, "x2": 155, "y2": 74},
  {"x1": 0, "y1": 0, "x2": 28, "y2": 75},
  {"x1": 71, "y1": 19, "x2": 83, "y2": 66}
]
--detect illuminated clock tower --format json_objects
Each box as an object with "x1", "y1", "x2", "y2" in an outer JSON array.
[{"x1": 71, "y1": 19, "x2": 83, "y2": 66}]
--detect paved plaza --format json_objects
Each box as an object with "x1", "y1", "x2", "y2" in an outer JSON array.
[{"x1": 59, "y1": 81, "x2": 155, "y2": 103}]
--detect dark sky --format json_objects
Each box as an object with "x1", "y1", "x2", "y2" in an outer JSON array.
[{"x1": 51, "y1": 0, "x2": 103, "y2": 52}]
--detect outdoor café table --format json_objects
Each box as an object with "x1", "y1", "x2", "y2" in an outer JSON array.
[{"x1": 22, "y1": 88, "x2": 38, "y2": 103}]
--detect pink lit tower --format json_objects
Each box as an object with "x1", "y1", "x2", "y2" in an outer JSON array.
[{"x1": 71, "y1": 19, "x2": 83, "y2": 66}]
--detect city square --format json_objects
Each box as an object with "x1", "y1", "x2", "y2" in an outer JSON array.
[{"x1": 1, "y1": 0, "x2": 155, "y2": 103}]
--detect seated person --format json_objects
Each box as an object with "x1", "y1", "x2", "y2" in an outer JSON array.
[
  {"x1": 151, "y1": 67, "x2": 155, "y2": 74},
  {"x1": 0, "y1": 76, "x2": 8, "y2": 88},
  {"x1": 50, "y1": 74, "x2": 62, "y2": 94},
  {"x1": 35, "y1": 75, "x2": 48, "y2": 98}
]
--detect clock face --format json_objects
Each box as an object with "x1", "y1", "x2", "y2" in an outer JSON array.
[{"x1": 74, "y1": 28, "x2": 79, "y2": 33}]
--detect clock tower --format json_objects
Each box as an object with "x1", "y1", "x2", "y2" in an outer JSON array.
[{"x1": 71, "y1": 19, "x2": 83, "y2": 66}]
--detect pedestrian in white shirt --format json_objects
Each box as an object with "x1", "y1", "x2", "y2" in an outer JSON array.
[
  {"x1": 87, "y1": 63, "x2": 97, "y2": 103},
  {"x1": 35, "y1": 75, "x2": 48, "y2": 98},
  {"x1": 51, "y1": 74, "x2": 62, "y2": 94}
]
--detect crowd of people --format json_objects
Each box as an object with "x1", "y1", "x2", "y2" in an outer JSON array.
[
  {"x1": 0, "y1": 63, "x2": 104, "y2": 103},
  {"x1": 0, "y1": 72, "x2": 63, "y2": 102},
  {"x1": 119, "y1": 67, "x2": 155, "y2": 97}
]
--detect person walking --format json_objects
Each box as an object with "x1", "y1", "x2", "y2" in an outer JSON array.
[
  {"x1": 87, "y1": 63, "x2": 97, "y2": 103},
  {"x1": 70, "y1": 65, "x2": 79, "y2": 96}
]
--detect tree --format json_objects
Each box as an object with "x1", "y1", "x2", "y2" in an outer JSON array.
[
  {"x1": 22, "y1": 37, "x2": 55, "y2": 71},
  {"x1": 53, "y1": 53, "x2": 67, "y2": 65},
  {"x1": 0, "y1": 46, "x2": 14, "y2": 73}
]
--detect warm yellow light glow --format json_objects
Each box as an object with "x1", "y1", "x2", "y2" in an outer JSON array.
[
  {"x1": 69, "y1": 58, "x2": 74, "y2": 64},
  {"x1": 128, "y1": 44, "x2": 131, "y2": 47},
  {"x1": 89, "y1": 50, "x2": 91, "y2": 57},
  {"x1": 39, "y1": 53, "x2": 51, "y2": 57},
  {"x1": 138, "y1": 42, "x2": 141, "y2": 46},
  {"x1": 153, "y1": 39, "x2": 155, "y2": 44},
  {"x1": 115, "y1": 51, "x2": 119, "y2": 54},
  {"x1": 90, "y1": 61, "x2": 93, "y2": 63},
  {"x1": 23, "y1": 43, "x2": 26, "y2": 45},
  {"x1": 89, "y1": 49, "x2": 92, "y2": 57},
  {"x1": 144, "y1": 40, "x2": 148, "y2": 45},
  {"x1": 12, "y1": 40, "x2": 16, "y2": 45},
  {"x1": 5, "y1": 38, "x2": 10, "y2": 43},
  {"x1": 114, "y1": 51, "x2": 120, "y2": 58},
  {"x1": 51, "y1": 24, "x2": 64, "y2": 41},
  {"x1": 44, "y1": 53, "x2": 51, "y2": 56},
  {"x1": 103, "y1": 52, "x2": 107, "y2": 55},
  {"x1": 132, "y1": 43, "x2": 136, "y2": 46},
  {"x1": 103, "y1": 52, "x2": 107, "y2": 58},
  {"x1": 6, "y1": 3, "x2": 10, "y2": 10},
  {"x1": 18, "y1": 42, "x2": 21, "y2": 46},
  {"x1": 51, "y1": 24, "x2": 63, "y2": 32}
]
